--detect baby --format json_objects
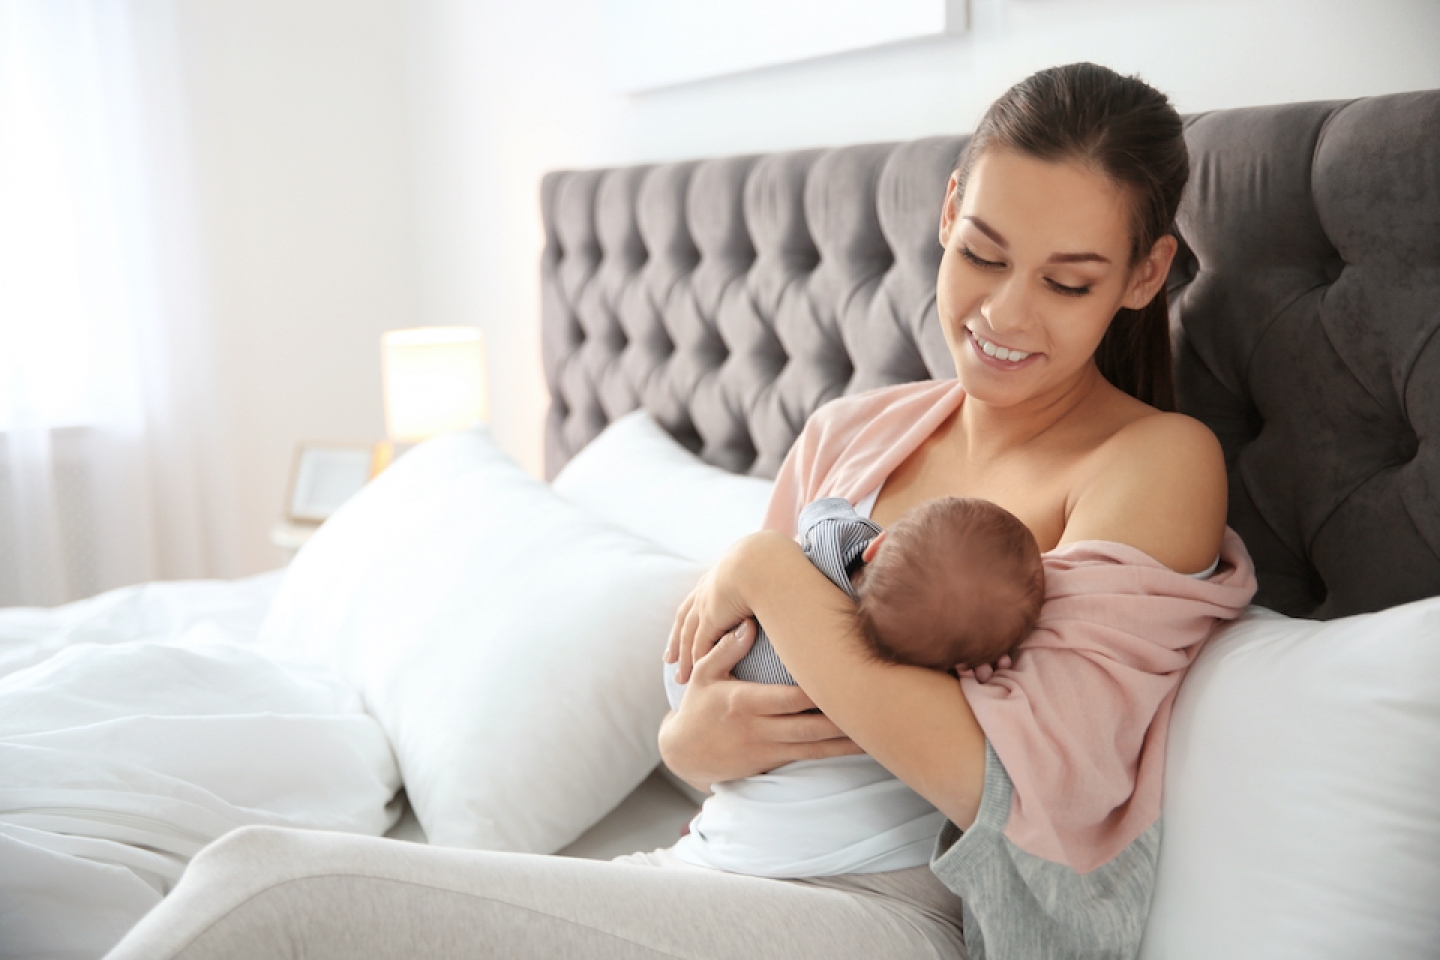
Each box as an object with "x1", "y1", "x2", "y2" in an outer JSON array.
[
  {"x1": 664, "y1": 495, "x2": 1046, "y2": 878},
  {"x1": 731, "y1": 495, "x2": 1045, "y2": 688}
]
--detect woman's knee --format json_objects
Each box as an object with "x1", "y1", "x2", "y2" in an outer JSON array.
[
  {"x1": 175, "y1": 824, "x2": 364, "y2": 911},
  {"x1": 106, "y1": 827, "x2": 326, "y2": 960},
  {"x1": 189, "y1": 825, "x2": 312, "y2": 880},
  {"x1": 199, "y1": 824, "x2": 303, "y2": 858}
]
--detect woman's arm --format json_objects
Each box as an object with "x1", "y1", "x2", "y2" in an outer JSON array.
[
  {"x1": 670, "y1": 415, "x2": 1228, "y2": 828},
  {"x1": 674, "y1": 532, "x2": 990, "y2": 829},
  {"x1": 657, "y1": 619, "x2": 863, "y2": 792}
]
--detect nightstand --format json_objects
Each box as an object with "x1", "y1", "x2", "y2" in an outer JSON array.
[{"x1": 270, "y1": 519, "x2": 320, "y2": 560}]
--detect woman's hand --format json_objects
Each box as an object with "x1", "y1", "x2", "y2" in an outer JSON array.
[
  {"x1": 665, "y1": 531, "x2": 791, "y2": 684},
  {"x1": 663, "y1": 569, "x2": 744, "y2": 687},
  {"x1": 658, "y1": 618, "x2": 862, "y2": 791}
]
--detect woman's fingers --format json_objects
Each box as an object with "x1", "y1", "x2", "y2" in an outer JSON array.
[
  {"x1": 664, "y1": 592, "x2": 695, "y2": 665},
  {"x1": 679, "y1": 601, "x2": 718, "y2": 684},
  {"x1": 678, "y1": 609, "x2": 750, "y2": 686},
  {"x1": 744, "y1": 678, "x2": 818, "y2": 715},
  {"x1": 666, "y1": 566, "x2": 719, "y2": 671},
  {"x1": 728, "y1": 680, "x2": 864, "y2": 764},
  {"x1": 690, "y1": 618, "x2": 755, "y2": 683},
  {"x1": 676, "y1": 605, "x2": 699, "y2": 684},
  {"x1": 762, "y1": 703, "x2": 862, "y2": 764},
  {"x1": 658, "y1": 672, "x2": 864, "y2": 790},
  {"x1": 768, "y1": 708, "x2": 847, "y2": 742},
  {"x1": 691, "y1": 617, "x2": 750, "y2": 676},
  {"x1": 784, "y1": 731, "x2": 864, "y2": 762}
]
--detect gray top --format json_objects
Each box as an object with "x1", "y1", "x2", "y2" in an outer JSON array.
[{"x1": 931, "y1": 744, "x2": 1162, "y2": 960}]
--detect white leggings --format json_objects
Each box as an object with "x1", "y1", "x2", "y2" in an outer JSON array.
[{"x1": 103, "y1": 826, "x2": 967, "y2": 959}]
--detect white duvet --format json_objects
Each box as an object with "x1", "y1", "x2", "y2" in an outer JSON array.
[{"x1": 0, "y1": 574, "x2": 402, "y2": 960}]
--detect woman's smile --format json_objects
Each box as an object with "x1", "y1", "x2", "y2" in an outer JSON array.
[{"x1": 967, "y1": 329, "x2": 1040, "y2": 369}]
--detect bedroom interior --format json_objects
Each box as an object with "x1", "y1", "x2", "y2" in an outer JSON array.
[{"x1": 1, "y1": 1, "x2": 1438, "y2": 958}]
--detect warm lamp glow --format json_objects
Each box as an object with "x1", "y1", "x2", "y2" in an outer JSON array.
[{"x1": 381, "y1": 327, "x2": 488, "y2": 443}]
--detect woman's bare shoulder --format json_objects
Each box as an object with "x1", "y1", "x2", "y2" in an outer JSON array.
[
  {"x1": 1061, "y1": 409, "x2": 1228, "y2": 574},
  {"x1": 1109, "y1": 408, "x2": 1224, "y2": 463}
]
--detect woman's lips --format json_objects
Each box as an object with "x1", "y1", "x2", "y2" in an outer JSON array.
[{"x1": 969, "y1": 330, "x2": 1040, "y2": 369}]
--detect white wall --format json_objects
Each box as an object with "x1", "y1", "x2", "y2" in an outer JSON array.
[
  {"x1": 174, "y1": 0, "x2": 423, "y2": 572},
  {"x1": 161, "y1": 0, "x2": 1438, "y2": 574},
  {"x1": 404, "y1": 0, "x2": 1440, "y2": 478},
  {"x1": 403, "y1": 1, "x2": 629, "y2": 480}
]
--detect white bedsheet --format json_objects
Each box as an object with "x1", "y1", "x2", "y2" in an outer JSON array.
[
  {"x1": 0, "y1": 572, "x2": 285, "y2": 681},
  {"x1": 0, "y1": 574, "x2": 402, "y2": 960}
]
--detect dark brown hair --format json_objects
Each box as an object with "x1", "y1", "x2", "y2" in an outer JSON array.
[
  {"x1": 854, "y1": 497, "x2": 1045, "y2": 671},
  {"x1": 953, "y1": 62, "x2": 1188, "y2": 410}
]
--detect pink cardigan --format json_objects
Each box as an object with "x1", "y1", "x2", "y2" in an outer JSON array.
[{"x1": 762, "y1": 379, "x2": 1257, "y2": 874}]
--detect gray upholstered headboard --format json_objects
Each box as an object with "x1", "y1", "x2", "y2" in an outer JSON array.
[{"x1": 541, "y1": 90, "x2": 1439, "y2": 621}]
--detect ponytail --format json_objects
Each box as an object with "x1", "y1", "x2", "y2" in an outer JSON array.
[{"x1": 1095, "y1": 283, "x2": 1175, "y2": 411}]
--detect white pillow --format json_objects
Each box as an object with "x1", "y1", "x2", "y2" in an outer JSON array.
[
  {"x1": 257, "y1": 428, "x2": 703, "y2": 853},
  {"x1": 552, "y1": 410, "x2": 775, "y2": 566},
  {"x1": 1140, "y1": 598, "x2": 1440, "y2": 958}
]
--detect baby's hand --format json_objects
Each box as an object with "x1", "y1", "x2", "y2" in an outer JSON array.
[{"x1": 957, "y1": 654, "x2": 1013, "y2": 684}]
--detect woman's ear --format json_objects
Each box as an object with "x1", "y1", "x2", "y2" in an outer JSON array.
[
  {"x1": 938, "y1": 175, "x2": 961, "y2": 247},
  {"x1": 1122, "y1": 233, "x2": 1179, "y2": 310}
]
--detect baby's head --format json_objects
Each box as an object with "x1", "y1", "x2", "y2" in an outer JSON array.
[{"x1": 851, "y1": 497, "x2": 1044, "y2": 673}]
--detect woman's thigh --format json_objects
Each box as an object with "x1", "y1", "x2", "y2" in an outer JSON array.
[{"x1": 104, "y1": 826, "x2": 965, "y2": 960}]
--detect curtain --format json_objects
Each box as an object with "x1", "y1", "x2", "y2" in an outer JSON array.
[{"x1": 0, "y1": 0, "x2": 239, "y2": 606}]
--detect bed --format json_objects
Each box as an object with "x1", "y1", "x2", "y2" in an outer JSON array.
[{"x1": 2, "y1": 88, "x2": 1437, "y2": 960}]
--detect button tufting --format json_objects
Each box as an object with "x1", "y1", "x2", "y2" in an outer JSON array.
[
  {"x1": 543, "y1": 90, "x2": 1440, "y2": 620},
  {"x1": 1165, "y1": 246, "x2": 1199, "y2": 294},
  {"x1": 1397, "y1": 429, "x2": 1420, "y2": 463}
]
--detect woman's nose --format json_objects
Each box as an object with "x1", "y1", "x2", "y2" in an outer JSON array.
[{"x1": 982, "y1": 277, "x2": 1030, "y2": 335}]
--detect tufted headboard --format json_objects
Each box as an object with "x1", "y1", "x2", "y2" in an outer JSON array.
[{"x1": 541, "y1": 90, "x2": 1439, "y2": 620}]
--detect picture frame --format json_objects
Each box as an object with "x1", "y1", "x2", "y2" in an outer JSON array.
[
  {"x1": 285, "y1": 443, "x2": 376, "y2": 523},
  {"x1": 604, "y1": 0, "x2": 967, "y2": 93}
]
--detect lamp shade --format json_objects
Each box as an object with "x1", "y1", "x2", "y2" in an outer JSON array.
[{"x1": 381, "y1": 327, "x2": 488, "y2": 443}]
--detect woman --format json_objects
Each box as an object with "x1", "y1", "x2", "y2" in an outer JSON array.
[
  {"x1": 662, "y1": 61, "x2": 1256, "y2": 958},
  {"x1": 105, "y1": 63, "x2": 1255, "y2": 960}
]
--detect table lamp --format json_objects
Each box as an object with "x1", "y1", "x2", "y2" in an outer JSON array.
[{"x1": 373, "y1": 326, "x2": 488, "y2": 475}]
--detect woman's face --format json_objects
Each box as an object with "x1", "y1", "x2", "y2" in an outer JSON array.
[{"x1": 936, "y1": 148, "x2": 1173, "y2": 410}]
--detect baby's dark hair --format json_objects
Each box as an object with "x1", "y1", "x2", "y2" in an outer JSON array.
[{"x1": 853, "y1": 497, "x2": 1045, "y2": 671}]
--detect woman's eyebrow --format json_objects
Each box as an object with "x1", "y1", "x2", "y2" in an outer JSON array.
[
  {"x1": 1049, "y1": 251, "x2": 1110, "y2": 265},
  {"x1": 964, "y1": 216, "x2": 1008, "y2": 248},
  {"x1": 963, "y1": 215, "x2": 1111, "y2": 265}
]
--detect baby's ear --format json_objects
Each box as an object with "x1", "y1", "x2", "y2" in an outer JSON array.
[{"x1": 861, "y1": 530, "x2": 888, "y2": 563}]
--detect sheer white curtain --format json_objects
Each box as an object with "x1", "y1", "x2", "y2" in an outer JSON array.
[{"x1": 0, "y1": 0, "x2": 239, "y2": 606}]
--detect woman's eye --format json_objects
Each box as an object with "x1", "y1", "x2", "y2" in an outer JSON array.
[
  {"x1": 961, "y1": 247, "x2": 1003, "y2": 269},
  {"x1": 961, "y1": 245, "x2": 1090, "y2": 296},
  {"x1": 1047, "y1": 279, "x2": 1091, "y2": 297}
]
